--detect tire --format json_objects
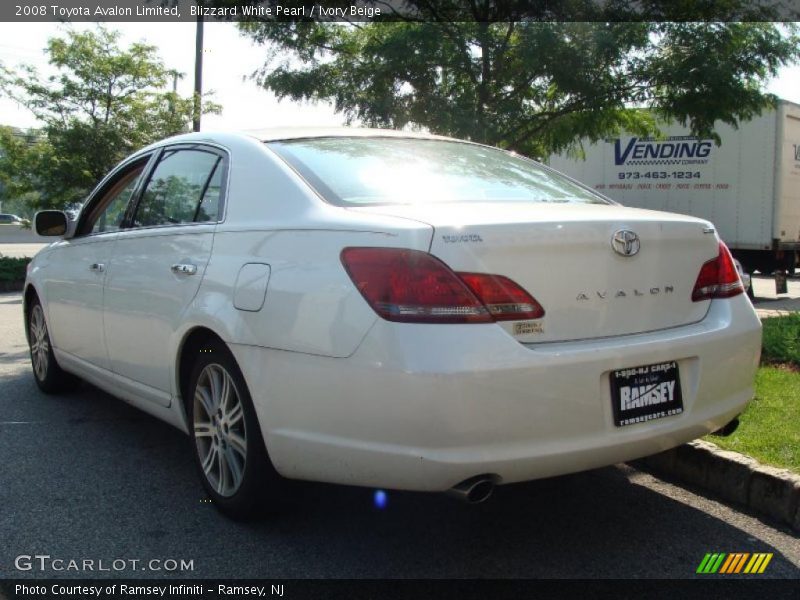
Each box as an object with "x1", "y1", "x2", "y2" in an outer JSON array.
[
  {"x1": 187, "y1": 341, "x2": 282, "y2": 519},
  {"x1": 27, "y1": 298, "x2": 80, "y2": 394}
]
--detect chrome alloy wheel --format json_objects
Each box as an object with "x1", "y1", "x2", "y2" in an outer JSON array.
[
  {"x1": 193, "y1": 363, "x2": 248, "y2": 497},
  {"x1": 29, "y1": 304, "x2": 50, "y2": 381}
]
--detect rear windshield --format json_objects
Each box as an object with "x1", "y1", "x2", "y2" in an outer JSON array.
[{"x1": 268, "y1": 137, "x2": 607, "y2": 206}]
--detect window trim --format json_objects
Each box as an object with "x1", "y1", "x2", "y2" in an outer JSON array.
[{"x1": 125, "y1": 142, "x2": 230, "y2": 232}]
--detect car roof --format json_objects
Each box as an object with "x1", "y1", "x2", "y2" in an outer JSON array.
[
  {"x1": 242, "y1": 127, "x2": 460, "y2": 143},
  {"x1": 135, "y1": 127, "x2": 468, "y2": 153},
  {"x1": 128, "y1": 128, "x2": 485, "y2": 167}
]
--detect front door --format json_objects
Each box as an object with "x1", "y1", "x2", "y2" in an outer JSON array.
[{"x1": 45, "y1": 158, "x2": 149, "y2": 370}]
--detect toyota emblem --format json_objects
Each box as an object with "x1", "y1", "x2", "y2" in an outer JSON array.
[{"x1": 611, "y1": 230, "x2": 640, "y2": 257}]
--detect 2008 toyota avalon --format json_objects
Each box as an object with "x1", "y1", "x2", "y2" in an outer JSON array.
[{"x1": 24, "y1": 129, "x2": 762, "y2": 517}]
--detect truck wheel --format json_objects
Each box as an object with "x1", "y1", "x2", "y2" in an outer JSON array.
[{"x1": 787, "y1": 252, "x2": 797, "y2": 277}]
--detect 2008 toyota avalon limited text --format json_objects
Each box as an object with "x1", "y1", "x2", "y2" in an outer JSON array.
[{"x1": 23, "y1": 129, "x2": 762, "y2": 518}]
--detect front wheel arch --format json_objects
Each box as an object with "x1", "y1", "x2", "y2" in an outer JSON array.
[{"x1": 23, "y1": 284, "x2": 41, "y2": 344}]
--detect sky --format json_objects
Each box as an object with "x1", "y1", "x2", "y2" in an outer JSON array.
[{"x1": 0, "y1": 22, "x2": 798, "y2": 132}]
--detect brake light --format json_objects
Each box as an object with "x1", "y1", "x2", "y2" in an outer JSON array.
[
  {"x1": 457, "y1": 272, "x2": 545, "y2": 320},
  {"x1": 691, "y1": 242, "x2": 744, "y2": 302},
  {"x1": 340, "y1": 247, "x2": 492, "y2": 323},
  {"x1": 341, "y1": 247, "x2": 545, "y2": 324}
]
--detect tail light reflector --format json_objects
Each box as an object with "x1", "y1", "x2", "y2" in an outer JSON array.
[
  {"x1": 691, "y1": 242, "x2": 744, "y2": 302},
  {"x1": 457, "y1": 272, "x2": 545, "y2": 320}
]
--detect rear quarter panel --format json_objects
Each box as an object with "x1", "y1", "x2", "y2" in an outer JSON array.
[
  {"x1": 195, "y1": 226, "x2": 429, "y2": 357},
  {"x1": 177, "y1": 135, "x2": 434, "y2": 358}
]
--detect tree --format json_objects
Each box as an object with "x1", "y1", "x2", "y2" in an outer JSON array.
[
  {"x1": 238, "y1": 11, "x2": 798, "y2": 158},
  {"x1": 0, "y1": 27, "x2": 220, "y2": 210},
  {"x1": 0, "y1": 127, "x2": 48, "y2": 217}
]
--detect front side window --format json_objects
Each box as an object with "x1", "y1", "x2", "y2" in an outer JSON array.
[
  {"x1": 268, "y1": 137, "x2": 607, "y2": 206},
  {"x1": 133, "y1": 149, "x2": 222, "y2": 228},
  {"x1": 80, "y1": 161, "x2": 146, "y2": 236}
]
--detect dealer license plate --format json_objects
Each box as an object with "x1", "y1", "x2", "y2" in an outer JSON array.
[{"x1": 610, "y1": 361, "x2": 683, "y2": 427}]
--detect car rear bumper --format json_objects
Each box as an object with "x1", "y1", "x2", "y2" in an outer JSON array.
[{"x1": 232, "y1": 296, "x2": 761, "y2": 491}]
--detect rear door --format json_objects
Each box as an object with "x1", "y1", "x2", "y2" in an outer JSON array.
[{"x1": 103, "y1": 144, "x2": 227, "y2": 404}]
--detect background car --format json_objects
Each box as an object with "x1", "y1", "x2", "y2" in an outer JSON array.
[
  {"x1": 0, "y1": 213, "x2": 25, "y2": 225},
  {"x1": 24, "y1": 129, "x2": 762, "y2": 518}
]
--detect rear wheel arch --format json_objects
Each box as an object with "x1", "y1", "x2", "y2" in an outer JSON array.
[
  {"x1": 178, "y1": 327, "x2": 283, "y2": 518},
  {"x1": 176, "y1": 327, "x2": 228, "y2": 421}
]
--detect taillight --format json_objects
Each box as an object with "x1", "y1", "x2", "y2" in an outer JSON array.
[
  {"x1": 340, "y1": 247, "x2": 492, "y2": 323},
  {"x1": 340, "y1": 247, "x2": 545, "y2": 324},
  {"x1": 457, "y1": 272, "x2": 545, "y2": 320},
  {"x1": 691, "y1": 242, "x2": 744, "y2": 302}
]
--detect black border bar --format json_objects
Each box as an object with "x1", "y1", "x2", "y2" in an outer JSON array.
[
  {"x1": 2, "y1": 0, "x2": 800, "y2": 23},
  {"x1": 2, "y1": 579, "x2": 800, "y2": 600}
]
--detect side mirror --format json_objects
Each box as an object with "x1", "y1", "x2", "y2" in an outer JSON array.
[{"x1": 34, "y1": 210, "x2": 68, "y2": 237}]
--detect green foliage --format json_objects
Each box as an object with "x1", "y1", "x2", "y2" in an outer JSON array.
[
  {"x1": 0, "y1": 128, "x2": 52, "y2": 208},
  {"x1": 0, "y1": 189, "x2": 41, "y2": 222},
  {"x1": 0, "y1": 256, "x2": 31, "y2": 282},
  {"x1": 710, "y1": 367, "x2": 800, "y2": 471},
  {"x1": 761, "y1": 314, "x2": 800, "y2": 367},
  {"x1": 238, "y1": 18, "x2": 798, "y2": 158},
  {"x1": 0, "y1": 27, "x2": 220, "y2": 211}
]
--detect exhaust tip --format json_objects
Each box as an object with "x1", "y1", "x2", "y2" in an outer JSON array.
[{"x1": 447, "y1": 475, "x2": 496, "y2": 504}]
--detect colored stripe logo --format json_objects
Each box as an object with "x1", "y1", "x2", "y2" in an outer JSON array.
[{"x1": 697, "y1": 552, "x2": 773, "y2": 574}]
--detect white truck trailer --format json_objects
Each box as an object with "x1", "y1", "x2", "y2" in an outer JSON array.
[{"x1": 549, "y1": 100, "x2": 800, "y2": 291}]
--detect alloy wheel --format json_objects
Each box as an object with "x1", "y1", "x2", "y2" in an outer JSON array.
[
  {"x1": 29, "y1": 304, "x2": 50, "y2": 381},
  {"x1": 193, "y1": 363, "x2": 248, "y2": 497}
]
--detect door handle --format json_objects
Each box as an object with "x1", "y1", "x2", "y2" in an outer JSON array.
[
  {"x1": 89, "y1": 263, "x2": 105, "y2": 272},
  {"x1": 171, "y1": 263, "x2": 198, "y2": 276}
]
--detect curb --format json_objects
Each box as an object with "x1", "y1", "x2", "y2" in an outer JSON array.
[{"x1": 632, "y1": 440, "x2": 800, "y2": 532}]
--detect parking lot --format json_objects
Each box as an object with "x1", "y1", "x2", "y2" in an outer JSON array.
[
  {"x1": 0, "y1": 292, "x2": 798, "y2": 579},
  {"x1": 752, "y1": 275, "x2": 800, "y2": 317}
]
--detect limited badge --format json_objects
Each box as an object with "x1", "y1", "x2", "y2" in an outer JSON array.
[{"x1": 514, "y1": 321, "x2": 543, "y2": 335}]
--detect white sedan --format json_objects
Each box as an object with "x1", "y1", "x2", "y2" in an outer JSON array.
[{"x1": 25, "y1": 129, "x2": 762, "y2": 517}]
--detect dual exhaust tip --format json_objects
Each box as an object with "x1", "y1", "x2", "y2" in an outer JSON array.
[{"x1": 446, "y1": 475, "x2": 497, "y2": 504}]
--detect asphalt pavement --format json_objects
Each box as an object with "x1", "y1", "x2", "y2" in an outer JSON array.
[
  {"x1": 0, "y1": 292, "x2": 798, "y2": 579},
  {"x1": 752, "y1": 275, "x2": 800, "y2": 318}
]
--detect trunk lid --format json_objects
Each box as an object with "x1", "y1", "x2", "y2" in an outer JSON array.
[{"x1": 349, "y1": 202, "x2": 718, "y2": 343}]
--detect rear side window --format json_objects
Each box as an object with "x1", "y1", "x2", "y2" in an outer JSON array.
[
  {"x1": 195, "y1": 159, "x2": 223, "y2": 222},
  {"x1": 268, "y1": 137, "x2": 607, "y2": 206},
  {"x1": 133, "y1": 149, "x2": 222, "y2": 228}
]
